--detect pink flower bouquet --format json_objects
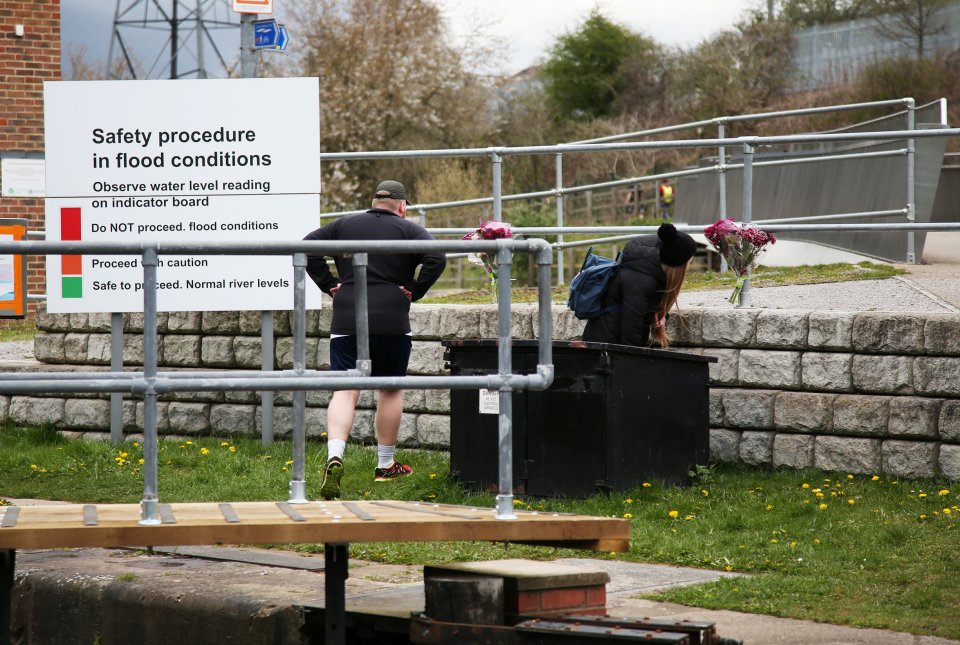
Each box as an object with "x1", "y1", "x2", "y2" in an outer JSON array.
[
  {"x1": 462, "y1": 220, "x2": 513, "y2": 281},
  {"x1": 703, "y1": 218, "x2": 776, "y2": 305}
]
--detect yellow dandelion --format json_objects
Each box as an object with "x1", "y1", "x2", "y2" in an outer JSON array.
[
  {"x1": 944, "y1": 508, "x2": 952, "y2": 515},
  {"x1": 120, "y1": 452, "x2": 128, "y2": 458},
  {"x1": 429, "y1": 473, "x2": 438, "y2": 479},
  {"x1": 701, "y1": 489, "x2": 709, "y2": 497},
  {"x1": 229, "y1": 446, "x2": 237, "y2": 453},
  {"x1": 668, "y1": 510, "x2": 679, "y2": 519},
  {"x1": 30, "y1": 464, "x2": 37, "y2": 469},
  {"x1": 871, "y1": 475, "x2": 880, "y2": 481},
  {"x1": 513, "y1": 499, "x2": 523, "y2": 506},
  {"x1": 771, "y1": 538, "x2": 779, "y2": 543},
  {"x1": 919, "y1": 514, "x2": 927, "y2": 520},
  {"x1": 766, "y1": 504, "x2": 774, "y2": 511},
  {"x1": 939, "y1": 489, "x2": 950, "y2": 496},
  {"x1": 724, "y1": 565, "x2": 732, "y2": 572},
  {"x1": 285, "y1": 460, "x2": 294, "y2": 466},
  {"x1": 282, "y1": 467, "x2": 288, "y2": 472},
  {"x1": 200, "y1": 448, "x2": 210, "y2": 456},
  {"x1": 847, "y1": 474, "x2": 854, "y2": 479},
  {"x1": 642, "y1": 482, "x2": 651, "y2": 488},
  {"x1": 919, "y1": 493, "x2": 928, "y2": 498},
  {"x1": 684, "y1": 515, "x2": 694, "y2": 521},
  {"x1": 221, "y1": 442, "x2": 230, "y2": 446},
  {"x1": 623, "y1": 513, "x2": 633, "y2": 519},
  {"x1": 186, "y1": 440, "x2": 193, "y2": 445},
  {"x1": 321, "y1": 431, "x2": 328, "y2": 437},
  {"x1": 138, "y1": 458, "x2": 144, "y2": 465},
  {"x1": 264, "y1": 455, "x2": 272, "y2": 460},
  {"x1": 625, "y1": 498, "x2": 633, "y2": 504},
  {"x1": 814, "y1": 538, "x2": 821, "y2": 544},
  {"x1": 133, "y1": 442, "x2": 140, "y2": 447},
  {"x1": 812, "y1": 488, "x2": 821, "y2": 493},
  {"x1": 815, "y1": 492, "x2": 824, "y2": 499},
  {"x1": 803, "y1": 499, "x2": 810, "y2": 504},
  {"x1": 818, "y1": 503, "x2": 828, "y2": 510},
  {"x1": 801, "y1": 483, "x2": 810, "y2": 489},
  {"x1": 847, "y1": 499, "x2": 856, "y2": 505},
  {"x1": 790, "y1": 541, "x2": 797, "y2": 548}
]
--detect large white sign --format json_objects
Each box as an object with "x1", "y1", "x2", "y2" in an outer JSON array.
[{"x1": 44, "y1": 77, "x2": 321, "y2": 313}]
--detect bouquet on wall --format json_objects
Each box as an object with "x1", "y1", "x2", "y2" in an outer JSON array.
[
  {"x1": 462, "y1": 220, "x2": 514, "y2": 300},
  {"x1": 703, "y1": 218, "x2": 777, "y2": 306}
]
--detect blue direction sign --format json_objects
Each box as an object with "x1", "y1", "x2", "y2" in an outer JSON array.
[
  {"x1": 275, "y1": 25, "x2": 289, "y2": 51},
  {"x1": 253, "y1": 19, "x2": 279, "y2": 49}
]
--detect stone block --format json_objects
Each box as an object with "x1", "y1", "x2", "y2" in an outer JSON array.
[
  {"x1": 225, "y1": 390, "x2": 258, "y2": 404},
  {"x1": 702, "y1": 349, "x2": 738, "y2": 386},
  {"x1": 402, "y1": 389, "x2": 427, "y2": 412},
  {"x1": 440, "y1": 307, "x2": 481, "y2": 339},
  {"x1": 201, "y1": 336, "x2": 236, "y2": 368},
  {"x1": 275, "y1": 337, "x2": 320, "y2": 370},
  {"x1": 773, "y1": 434, "x2": 815, "y2": 469},
  {"x1": 417, "y1": 414, "x2": 451, "y2": 447},
  {"x1": 709, "y1": 429, "x2": 740, "y2": 462},
  {"x1": 409, "y1": 342, "x2": 446, "y2": 376},
  {"x1": 209, "y1": 404, "x2": 257, "y2": 436},
  {"x1": 398, "y1": 413, "x2": 417, "y2": 446},
  {"x1": 701, "y1": 309, "x2": 757, "y2": 347},
  {"x1": 939, "y1": 401, "x2": 960, "y2": 443},
  {"x1": 914, "y1": 357, "x2": 960, "y2": 396},
  {"x1": 64, "y1": 333, "x2": 89, "y2": 364},
  {"x1": 881, "y1": 440, "x2": 938, "y2": 479},
  {"x1": 832, "y1": 394, "x2": 889, "y2": 437},
  {"x1": 425, "y1": 388, "x2": 451, "y2": 414},
  {"x1": 85, "y1": 334, "x2": 111, "y2": 364},
  {"x1": 36, "y1": 306, "x2": 70, "y2": 332},
  {"x1": 68, "y1": 313, "x2": 89, "y2": 331},
  {"x1": 32, "y1": 335, "x2": 66, "y2": 364},
  {"x1": 233, "y1": 336, "x2": 262, "y2": 369},
  {"x1": 814, "y1": 436, "x2": 881, "y2": 474},
  {"x1": 922, "y1": 314, "x2": 960, "y2": 356},
  {"x1": 316, "y1": 338, "x2": 331, "y2": 370},
  {"x1": 851, "y1": 355, "x2": 913, "y2": 394},
  {"x1": 162, "y1": 335, "x2": 201, "y2": 367},
  {"x1": 237, "y1": 310, "x2": 262, "y2": 335},
  {"x1": 709, "y1": 391, "x2": 724, "y2": 426},
  {"x1": 135, "y1": 401, "x2": 170, "y2": 432},
  {"x1": 167, "y1": 402, "x2": 211, "y2": 434},
  {"x1": 755, "y1": 311, "x2": 808, "y2": 349},
  {"x1": 887, "y1": 397, "x2": 940, "y2": 439},
  {"x1": 122, "y1": 334, "x2": 145, "y2": 366},
  {"x1": 353, "y1": 409, "x2": 376, "y2": 443},
  {"x1": 721, "y1": 389, "x2": 776, "y2": 429},
  {"x1": 311, "y1": 308, "x2": 329, "y2": 336},
  {"x1": 87, "y1": 313, "x2": 112, "y2": 332},
  {"x1": 410, "y1": 305, "x2": 444, "y2": 339},
  {"x1": 0, "y1": 396, "x2": 9, "y2": 423},
  {"x1": 739, "y1": 431, "x2": 774, "y2": 466},
  {"x1": 202, "y1": 311, "x2": 241, "y2": 334},
  {"x1": 774, "y1": 392, "x2": 834, "y2": 433},
  {"x1": 738, "y1": 350, "x2": 801, "y2": 389},
  {"x1": 807, "y1": 312, "x2": 854, "y2": 350},
  {"x1": 10, "y1": 396, "x2": 65, "y2": 426},
  {"x1": 123, "y1": 312, "x2": 144, "y2": 333},
  {"x1": 666, "y1": 308, "x2": 703, "y2": 346},
  {"x1": 552, "y1": 308, "x2": 586, "y2": 342},
  {"x1": 852, "y1": 313, "x2": 924, "y2": 354},
  {"x1": 64, "y1": 399, "x2": 110, "y2": 430},
  {"x1": 166, "y1": 311, "x2": 202, "y2": 333},
  {"x1": 939, "y1": 444, "x2": 960, "y2": 481},
  {"x1": 479, "y1": 307, "x2": 535, "y2": 340},
  {"x1": 801, "y1": 353, "x2": 852, "y2": 391}
]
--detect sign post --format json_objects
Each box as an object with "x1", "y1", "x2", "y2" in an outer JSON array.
[{"x1": 43, "y1": 77, "x2": 321, "y2": 314}]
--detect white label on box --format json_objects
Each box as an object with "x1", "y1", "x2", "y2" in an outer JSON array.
[{"x1": 478, "y1": 388, "x2": 499, "y2": 415}]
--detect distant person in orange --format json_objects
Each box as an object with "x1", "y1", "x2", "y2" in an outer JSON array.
[{"x1": 658, "y1": 178, "x2": 675, "y2": 220}]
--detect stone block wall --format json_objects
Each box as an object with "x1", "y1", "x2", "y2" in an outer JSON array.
[{"x1": 9, "y1": 304, "x2": 960, "y2": 481}]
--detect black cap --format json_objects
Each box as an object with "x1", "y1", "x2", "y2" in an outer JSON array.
[
  {"x1": 658, "y1": 223, "x2": 697, "y2": 266},
  {"x1": 374, "y1": 180, "x2": 408, "y2": 202}
]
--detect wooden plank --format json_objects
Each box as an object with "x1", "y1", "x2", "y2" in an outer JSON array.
[{"x1": 0, "y1": 502, "x2": 630, "y2": 552}]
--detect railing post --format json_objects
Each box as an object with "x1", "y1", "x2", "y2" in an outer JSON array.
[
  {"x1": 555, "y1": 153, "x2": 565, "y2": 286},
  {"x1": 905, "y1": 97, "x2": 917, "y2": 264},
  {"x1": 353, "y1": 253, "x2": 371, "y2": 375},
  {"x1": 260, "y1": 310, "x2": 274, "y2": 446},
  {"x1": 491, "y1": 149, "x2": 503, "y2": 222},
  {"x1": 716, "y1": 119, "x2": 728, "y2": 219},
  {"x1": 110, "y1": 312, "x2": 123, "y2": 444},
  {"x1": 739, "y1": 141, "x2": 755, "y2": 308},
  {"x1": 139, "y1": 245, "x2": 161, "y2": 525},
  {"x1": 289, "y1": 253, "x2": 307, "y2": 504},
  {"x1": 495, "y1": 242, "x2": 516, "y2": 520}
]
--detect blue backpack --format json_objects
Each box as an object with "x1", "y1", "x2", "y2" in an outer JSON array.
[{"x1": 567, "y1": 247, "x2": 621, "y2": 320}]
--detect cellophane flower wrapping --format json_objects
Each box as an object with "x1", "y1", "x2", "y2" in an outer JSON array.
[
  {"x1": 703, "y1": 218, "x2": 777, "y2": 304},
  {"x1": 462, "y1": 220, "x2": 513, "y2": 281}
]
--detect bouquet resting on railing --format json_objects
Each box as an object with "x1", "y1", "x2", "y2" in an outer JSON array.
[
  {"x1": 703, "y1": 217, "x2": 777, "y2": 306},
  {"x1": 463, "y1": 220, "x2": 514, "y2": 300}
]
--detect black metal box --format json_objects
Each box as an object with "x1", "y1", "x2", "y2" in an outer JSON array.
[{"x1": 442, "y1": 340, "x2": 714, "y2": 497}]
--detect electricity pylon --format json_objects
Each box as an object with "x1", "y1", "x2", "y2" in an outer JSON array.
[{"x1": 107, "y1": 0, "x2": 240, "y2": 79}]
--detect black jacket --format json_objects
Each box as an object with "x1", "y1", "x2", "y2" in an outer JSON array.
[
  {"x1": 304, "y1": 209, "x2": 446, "y2": 335},
  {"x1": 581, "y1": 235, "x2": 665, "y2": 347}
]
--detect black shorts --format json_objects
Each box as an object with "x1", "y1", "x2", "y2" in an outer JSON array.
[{"x1": 330, "y1": 335, "x2": 412, "y2": 377}]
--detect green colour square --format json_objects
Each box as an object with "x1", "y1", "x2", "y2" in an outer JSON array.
[{"x1": 62, "y1": 276, "x2": 82, "y2": 298}]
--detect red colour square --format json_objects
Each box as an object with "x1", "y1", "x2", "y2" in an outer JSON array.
[
  {"x1": 62, "y1": 255, "x2": 82, "y2": 275},
  {"x1": 61, "y1": 207, "x2": 81, "y2": 241}
]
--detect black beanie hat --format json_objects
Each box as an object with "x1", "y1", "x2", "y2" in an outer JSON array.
[{"x1": 658, "y1": 223, "x2": 697, "y2": 267}]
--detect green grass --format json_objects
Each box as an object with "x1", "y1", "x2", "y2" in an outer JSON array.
[
  {"x1": 0, "y1": 320, "x2": 37, "y2": 342},
  {"x1": 421, "y1": 261, "x2": 905, "y2": 305},
  {"x1": 1, "y1": 426, "x2": 958, "y2": 639}
]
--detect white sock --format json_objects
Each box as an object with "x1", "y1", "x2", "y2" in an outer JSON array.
[
  {"x1": 377, "y1": 444, "x2": 396, "y2": 468},
  {"x1": 327, "y1": 439, "x2": 346, "y2": 462}
]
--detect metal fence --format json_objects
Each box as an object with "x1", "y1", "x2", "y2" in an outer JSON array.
[{"x1": 2, "y1": 237, "x2": 556, "y2": 522}]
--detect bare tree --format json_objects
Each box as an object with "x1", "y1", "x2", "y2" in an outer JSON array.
[
  {"x1": 280, "y1": 0, "x2": 499, "y2": 208},
  {"x1": 866, "y1": 0, "x2": 954, "y2": 58}
]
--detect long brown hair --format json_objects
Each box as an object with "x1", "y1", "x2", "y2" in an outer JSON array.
[{"x1": 650, "y1": 262, "x2": 689, "y2": 347}]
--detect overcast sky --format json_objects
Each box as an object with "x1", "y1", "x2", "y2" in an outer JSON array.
[{"x1": 61, "y1": 0, "x2": 761, "y2": 77}]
